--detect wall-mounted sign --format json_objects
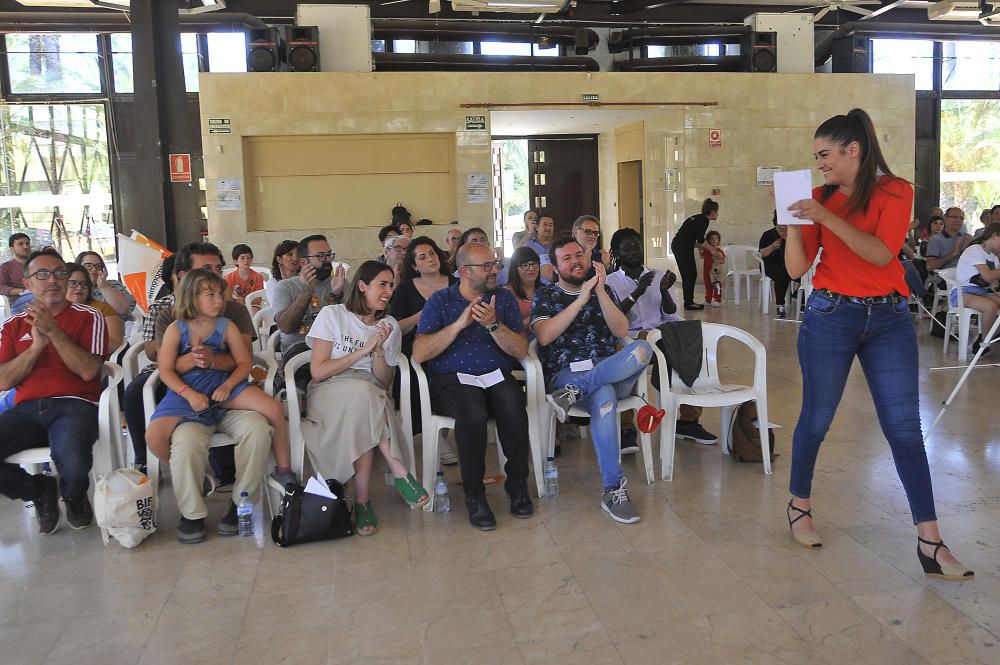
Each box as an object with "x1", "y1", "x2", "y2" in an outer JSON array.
[
  {"x1": 708, "y1": 129, "x2": 722, "y2": 148},
  {"x1": 465, "y1": 115, "x2": 486, "y2": 131},
  {"x1": 208, "y1": 118, "x2": 231, "y2": 134},
  {"x1": 216, "y1": 179, "x2": 242, "y2": 211},
  {"x1": 756, "y1": 166, "x2": 783, "y2": 186},
  {"x1": 581, "y1": 93, "x2": 600, "y2": 103},
  {"x1": 169, "y1": 154, "x2": 192, "y2": 183},
  {"x1": 466, "y1": 172, "x2": 489, "y2": 203}
]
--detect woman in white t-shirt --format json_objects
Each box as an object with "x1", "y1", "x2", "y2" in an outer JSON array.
[
  {"x1": 303, "y1": 260, "x2": 427, "y2": 536},
  {"x1": 953, "y1": 222, "x2": 1000, "y2": 354}
]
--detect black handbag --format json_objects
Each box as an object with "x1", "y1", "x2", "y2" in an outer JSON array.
[{"x1": 271, "y1": 479, "x2": 354, "y2": 547}]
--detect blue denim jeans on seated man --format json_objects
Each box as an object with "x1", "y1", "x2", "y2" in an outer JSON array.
[
  {"x1": 790, "y1": 291, "x2": 937, "y2": 524},
  {"x1": 550, "y1": 340, "x2": 652, "y2": 489},
  {"x1": 0, "y1": 398, "x2": 99, "y2": 502}
]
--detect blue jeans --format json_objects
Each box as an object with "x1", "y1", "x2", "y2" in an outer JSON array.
[
  {"x1": 790, "y1": 291, "x2": 936, "y2": 524},
  {"x1": 550, "y1": 340, "x2": 652, "y2": 489},
  {"x1": 902, "y1": 260, "x2": 926, "y2": 297},
  {"x1": 10, "y1": 292, "x2": 34, "y2": 315},
  {"x1": 0, "y1": 398, "x2": 99, "y2": 501}
]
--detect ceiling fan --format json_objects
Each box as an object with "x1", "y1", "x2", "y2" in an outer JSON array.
[{"x1": 793, "y1": 1, "x2": 884, "y2": 22}]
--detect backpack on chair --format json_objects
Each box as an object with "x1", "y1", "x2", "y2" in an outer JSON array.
[{"x1": 727, "y1": 401, "x2": 777, "y2": 464}]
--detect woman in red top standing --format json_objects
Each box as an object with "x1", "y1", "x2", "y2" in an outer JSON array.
[{"x1": 784, "y1": 109, "x2": 972, "y2": 581}]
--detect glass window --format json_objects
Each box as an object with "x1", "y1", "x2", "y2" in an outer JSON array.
[
  {"x1": 392, "y1": 40, "x2": 473, "y2": 55},
  {"x1": 372, "y1": 40, "x2": 386, "y2": 53},
  {"x1": 5, "y1": 33, "x2": 101, "y2": 94},
  {"x1": 871, "y1": 39, "x2": 933, "y2": 91},
  {"x1": 110, "y1": 33, "x2": 133, "y2": 94},
  {"x1": 534, "y1": 44, "x2": 559, "y2": 57},
  {"x1": 0, "y1": 104, "x2": 114, "y2": 266},
  {"x1": 481, "y1": 41, "x2": 531, "y2": 57},
  {"x1": 181, "y1": 33, "x2": 201, "y2": 92},
  {"x1": 942, "y1": 41, "x2": 1000, "y2": 91},
  {"x1": 207, "y1": 32, "x2": 247, "y2": 72},
  {"x1": 646, "y1": 44, "x2": 724, "y2": 58},
  {"x1": 940, "y1": 99, "x2": 1000, "y2": 231}
]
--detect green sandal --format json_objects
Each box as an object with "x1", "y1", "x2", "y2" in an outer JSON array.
[
  {"x1": 394, "y1": 473, "x2": 429, "y2": 509},
  {"x1": 354, "y1": 501, "x2": 378, "y2": 536}
]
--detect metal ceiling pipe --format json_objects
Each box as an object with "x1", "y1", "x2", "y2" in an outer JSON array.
[
  {"x1": 371, "y1": 19, "x2": 599, "y2": 48},
  {"x1": 615, "y1": 55, "x2": 742, "y2": 72},
  {"x1": 373, "y1": 52, "x2": 600, "y2": 72},
  {"x1": 815, "y1": 21, "x2": 1000, "y2": 65},
  {"x1": 0, "y1": 11, "x2": 266, "y2": 32}
]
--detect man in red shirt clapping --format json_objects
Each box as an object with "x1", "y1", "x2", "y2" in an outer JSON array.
[{"x1": 0, "y1": 249, "x2": 108, "y2": 534}]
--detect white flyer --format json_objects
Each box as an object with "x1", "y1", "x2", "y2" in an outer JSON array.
[
  {"x1": 304, "y1": 473, "x2": 337, "y2": 500},
  {"x1": 773, "y1": 170, "x2": 814, "y2": 226},
  {"x1": 456, "y1": 368, "x2": 505, "y2": 389}
]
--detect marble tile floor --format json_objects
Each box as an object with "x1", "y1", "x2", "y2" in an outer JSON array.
[{"x1": 1, "y1": 300, "x2": 998, "y2": 665}]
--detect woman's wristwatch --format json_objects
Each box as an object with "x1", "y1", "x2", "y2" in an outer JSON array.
[{"x1": 486, "y1": 321, "x2": 500, "y2": 333}]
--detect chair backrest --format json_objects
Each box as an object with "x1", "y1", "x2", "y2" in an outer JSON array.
[
  {"x1": 282, "y1": 350, "x2": 311, "y2": 478},
  {"x1": 646, "y1": 323, "x2": 767, "y2": 393},
  {"x1": 98, "y1": 361, "x2": 125, "y2": 473},
  {"x1": 0, "y1": 294, "x2": 9, "y2": 323},
  {"x1": 246, "y1": 291, "x2": 267, "y2": 317},
  {"x1": 723, "y1": 245, "x2": 757, "y2": 273},
  {"x1": 252, "y1": 306, "x2": 274, "y2": 351},
  {"x1": 752, "y1": 249, "x2": 766, "y2": 275},
  {"x1": 121, "y1": 340, "x2": 153, "y2": 385}
]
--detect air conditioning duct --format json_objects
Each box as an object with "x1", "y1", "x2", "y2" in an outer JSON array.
[
  {"x1": 449, "y1": 0, "x2": 569, "y2": 14},
  {"x1": 927, "y1": 0, "x2": 991, "y2": 20}
]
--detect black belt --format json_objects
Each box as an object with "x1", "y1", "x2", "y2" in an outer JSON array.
[{"x1": 817, "y1": 288, "x2": 904, "y2": 306}]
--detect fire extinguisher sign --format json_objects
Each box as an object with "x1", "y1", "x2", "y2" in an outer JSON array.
[
  {"x1": 169, "y1": 154, "x2": 192, "y2": 183},
  {"x1": 708, "y1": 129, "x2": 722, "y2": 148}
]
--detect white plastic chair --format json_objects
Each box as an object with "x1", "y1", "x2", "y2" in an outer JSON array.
[
  {"x1": 245, "y1": 290, "x2": 267, "y2": 319},
  {"x1": 0, "y1": 295, "x2": 9, "y2": 322},
  {"x1": 754, "y1": 250, "x2": 776, "y2": 315},
  {"x1": 646, "y1": 324, "x2": 771, "y2": 481},
  {"x1": 527, "y1": 339, "x2": 656, "y2": 486},
  {"x1": 411, "y1": 353, "x2": 546, "y2": 511},
  {"x1": 928, "y1": 268, "x2": 952, "y2": 333},
  {"x1": 121, "y1": 340, "x2": 154, "y2": 386},
  {"x1": 5, "y1": 362, "x2": 124, "y2": 482},
  {"x1": 941, "y1": 270, "x2": 982, "y2": 362},
  {"x1": 142, "y1": 353, "x2": 278, "y2": 517},
  {"x1": 723, "y1": 245, "x2": 761, "y2": 305},
  {"x1": 252, "y1": 306, "x2": 274, "y2": 353}
]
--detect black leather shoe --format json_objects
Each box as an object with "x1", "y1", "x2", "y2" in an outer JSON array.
[
  {"x1": 465, "y1": 492, "x2": 497, "y2": 531},
  {"x1": 65, "y1": 495, "x2": 93, "y2": 529},
  {"x1": 505, "y1": 479, "x2": 535, "y2": 518}
]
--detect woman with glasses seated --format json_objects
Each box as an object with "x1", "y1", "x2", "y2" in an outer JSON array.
[
  {"x1": 64, "y1": 262, "x2": 124, "y2": 350},
  {"x1": 504, "y1": 247, "x2": 541, "y2": 337},
  {"x1": 75, "y1": 251, "x2": 136, "y2": 318}
]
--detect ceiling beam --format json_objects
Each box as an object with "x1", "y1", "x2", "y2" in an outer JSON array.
[{"x1": 607, "y1": 0, "x2": 693, "y2": 16}]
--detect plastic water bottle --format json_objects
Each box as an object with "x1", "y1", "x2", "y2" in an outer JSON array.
[
  {"x1": 237, "y1": 491, "x2": 254, "y2": 537},
  {"x1": 434, "y1": 471, "x2": 450, "y2": 514},
  {"x1": 544, "y1": 457, "x2": 559, "y2": 497}
]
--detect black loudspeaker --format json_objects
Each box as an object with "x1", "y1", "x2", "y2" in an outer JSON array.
[
  {"x1": 606, "y1": 31, "x2": 626, "y2": 54},
  {"x1": 247, "y1": 27, "x2": 285, "y2": 72},
  {"x1": 741, "y1": 31, "x2": 777, "y2": 72},
  {"x1": 287, "y1": 26, "x2": 320, "y2": 72},
  {"x1": 832, "y1": 36, "x2": 871, "y2": 73},
  {"x1": 574, "y1": 28, "x2": 590, "y2": 56}
]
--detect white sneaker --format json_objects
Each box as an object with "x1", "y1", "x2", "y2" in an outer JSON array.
[
  {"x1": 439, "y1": 430, "x2": 459, "y2": 466},
  {"x1": 711, "y1": 301, "x2": 722, "y2": 308}
]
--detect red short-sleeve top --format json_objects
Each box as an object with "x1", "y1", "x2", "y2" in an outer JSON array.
[{"x1": 801, "y1": 175, "x2": 913, "y2": 297}]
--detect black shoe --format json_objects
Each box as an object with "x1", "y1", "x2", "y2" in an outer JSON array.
[
  {"x1": 620, "y1": 428, "x2": 639, "y2": 455},
  {"x1": 917, "y1": 537, "x2": 974, "y2": 581},
  {"x1": 675, "y1": 421, "x2": 719, "y2": 445},
  {"x1": 684, "y1": 303, "x2": 705, "y2": 311},
  {"x1": 177, "y1": 517, "x2": 207, "y2": 544},
  {"x1": 553, "y1": 444, "x2": 562, "y2": 458},
  {"x1": 34, "y1": 474, "x2": 60, "y2": 535},
  {"x1": 465, "y1": 492, "x2": 497, "y2": 531},
  {"x1": 65, "y1": 495, "x2": 93, "y2": 530},
  {"x1": 776, "y1": 305, "x2": 786, "y2": 318},
  {"x1": 505, "y1": 479, "x2": 535, "y2": 519},
  {"x1": 972, "y1": 336, "x2": 991, "y2": 357},
  {"x1": 217, "y1": 502, "x2": 238, "y2": 536}
]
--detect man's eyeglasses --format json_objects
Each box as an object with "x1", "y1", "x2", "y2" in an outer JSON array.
[
  {"x1": 304, "y1": 252, "x2": 336, "y2": 261},
  {"x1": 517, "y1": 262, "x2": 540, "y2": 270},
  {"x1": 27, "y1": 268, "x2": 70, "y2": 281},
  {"x1": 462, "y1": 260, "x2": 504, "y2": 272},
  {"x1": 67, "y1": 279, "x2": 88, "y2": 289},
  {"x1": 81, "y1": 262, "x2": 104, "y2": 271},
  {"x1": 579, "y1": 229, "x2": 600, "y2": 237}
]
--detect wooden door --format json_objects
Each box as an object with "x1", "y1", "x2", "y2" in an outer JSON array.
[{"x1": 527, "y1": 136, "x2": 599, "y2": 237}]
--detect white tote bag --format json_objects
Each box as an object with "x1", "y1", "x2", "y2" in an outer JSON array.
[{"x1": 95, "y1": 468, "x2": 156, "y2": 548}]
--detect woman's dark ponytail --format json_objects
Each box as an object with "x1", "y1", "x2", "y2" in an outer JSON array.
[
  {"x1": 815, "y1": 108, "x2": 898, "y2": 217},
  {"x1": 972, "y1": 222, "x2": 1000, "y2": 247}
]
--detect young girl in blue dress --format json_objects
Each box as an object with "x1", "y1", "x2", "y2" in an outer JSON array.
[{"x1": 146, "y1": 269, "x2": 293, "y2": 482}]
